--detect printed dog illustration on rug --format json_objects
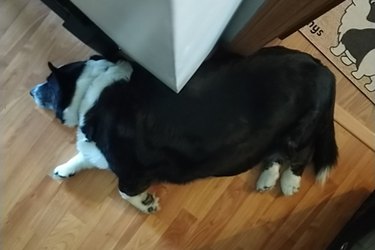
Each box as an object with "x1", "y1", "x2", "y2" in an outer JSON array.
[{"x1": 330, "y1": 0, "x2": 375, "y2": 91}]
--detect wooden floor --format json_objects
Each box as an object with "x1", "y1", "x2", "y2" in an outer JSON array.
[{"x1": 2, "y1": 1, "x2": 375, "y2": 249}]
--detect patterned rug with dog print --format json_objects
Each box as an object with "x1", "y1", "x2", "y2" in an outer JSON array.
[{"x1": 300, "y1": 0, "x2": 375, "y2": 104}]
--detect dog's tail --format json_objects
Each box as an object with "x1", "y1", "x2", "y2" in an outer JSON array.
[{"x1": 312, "y1": 70, "x2": 338, "y2": 184}]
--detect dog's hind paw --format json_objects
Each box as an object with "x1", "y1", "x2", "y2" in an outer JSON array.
[
  {"x1": 256, "y1": 162, "x2": 280, "y2": 192},
  {"x1": 280, "y1": 167, "x2": 301, "y2": 196}
]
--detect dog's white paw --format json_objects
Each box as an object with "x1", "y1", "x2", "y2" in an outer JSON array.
[
  {"x1": 330, "y1": 43, "x2": 345, "y2": 56},
  {"x1": 119, "y1": 191, "x2": 160, "y2": 214},
  {"x1": 53, "y1": 164, "x2": 76, "y2": 180},
  {"x1": 256, "y1": 162, "x2": 280, "y2": 192},
  {"x1": 365, "y1": 80, "x2": 375, "y2": 92},
  {"x1": 351, "y1": 70, "x2": 364, "y2": 80},
  {"x1": 341, "y1": 56, "x2": 353, "y2": 65},
  {"x1": 280, "y1": 167, "x2": 301, "y2": 196}
]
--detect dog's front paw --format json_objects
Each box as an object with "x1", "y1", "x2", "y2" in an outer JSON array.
[
  {"x1": 280, "y1": 167, "x2": 301, "y2": 196},
  {"x1": 256, "y1": 162, "x2": 280, "y2": 192},
  {"x1": 119, "y1": 191, "x2": 160, "y2": 214},
  {"x1": 53, "y1": 164, "x2": 76, "y2": 180},
  {"x1": 330, "y1": 43, "x2": 345, "y2": 56},
  {"x1": 341, "y1": 56, "x2": 354, "y2": 66},
  {"x1": 140, "y1": 193, "x2": 160, "y2": 213}
]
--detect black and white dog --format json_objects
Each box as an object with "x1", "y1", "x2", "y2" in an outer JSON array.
[{"x1": 30, "y1": 47, "x2": 338, "y2": 213}]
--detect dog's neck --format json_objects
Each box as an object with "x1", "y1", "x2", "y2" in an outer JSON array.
[{"x1": 62, "y1": 60, "x2": 133, "y2": 127}]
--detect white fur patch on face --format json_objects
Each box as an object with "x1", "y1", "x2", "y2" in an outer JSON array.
[
  {"x1": 31, "y1": 83, "x2": 46, "y2": 108},
  {"x1": 256, "y1": 162, "x2": 281, "y2": 192},
  {"x1": 119, "y1": 190, "x2": 160, "y2": 214},
  {"x1": 280, "y1": 167, "x2": 301, "y2": 196},
  {"x1": 31, "y1": 81, "x2": 55, "y2": 109},
  {"x1": 62, "y1": 59, "x2": 133, "y2": 127}
]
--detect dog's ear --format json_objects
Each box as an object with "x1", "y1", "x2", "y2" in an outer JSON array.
[{"x1": 48, "y1": 62, "x2": 57, "y2": 72}]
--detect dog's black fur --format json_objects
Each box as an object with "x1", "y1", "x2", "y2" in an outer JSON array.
[{"x1": 32, "y1": 46, "x2": 338, "y2": 196}]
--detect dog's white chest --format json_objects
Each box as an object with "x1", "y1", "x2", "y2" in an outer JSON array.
[{"x1": 76, "y1": 129, "x2": 109, "y2": 169}]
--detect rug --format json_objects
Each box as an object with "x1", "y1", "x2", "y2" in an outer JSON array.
[{"x1": 300, "y1": 0, "x2": 375, "y2": 104}]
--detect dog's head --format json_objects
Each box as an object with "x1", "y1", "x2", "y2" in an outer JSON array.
[
  {"x1": 31, "y1": 56, "x2": 133, "y2": 127},
  {"x1": 30, "y1": 60, "x2": 86, "y2": 124},
  {"x1": 368, "y1": 0, "x2": 375, "y2": 22},
  {"x1": 352, "y1": 0, "x2": 375, "y2": 22}
]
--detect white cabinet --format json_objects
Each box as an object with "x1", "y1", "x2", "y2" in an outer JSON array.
[{"x1": 71, "y1": 0, "x2": 242, "y2": 92}]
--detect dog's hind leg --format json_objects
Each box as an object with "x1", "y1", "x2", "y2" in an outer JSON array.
[
  {"x1": 256, "y1": 154, "x2": 283, "y2": 192},
  {"x1": 257, "y1": 110, "x2": 318, "y2": 195},
  {"x1": 277, "y1": 110, "x2": 323, "y2": 195},
  {"x1": 365, "y1": 76, "x2": 375, "y2": 91},
  {"x1": 256, "y1": 146, "x2": 313, "y2": 196},
  {"x1": 280, "y1": 145, "x2": 313, "y2": 196},
  {"x1": 280, "y1": 167, "x2": 303, "y2": 196},
  {"x1": 352, "y1": 50, "x2": 375, "y2": 80}
]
